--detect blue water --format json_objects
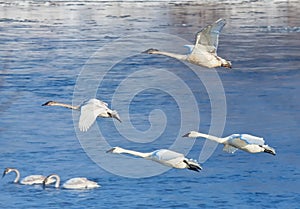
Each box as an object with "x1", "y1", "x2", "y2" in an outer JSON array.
[{"x1": 0, "y1": 1, "x2": 299, "y2": 208}]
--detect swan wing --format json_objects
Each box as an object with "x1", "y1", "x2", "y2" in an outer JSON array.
[
  {"x1": 83, "y1": 98, "x2": 108, "y2": 107},
  {"x1": 240, "y1": 134, "x2": 265, "y2": 145},
  {"x1": 228, "y1": 134, "x2": 265, "y2": 148},
  {"x1": 63, "y1": 178, "x2": 99, "y2": 189},
  {"x1": 21, "y1": 175, "x2": 46, "y2": 185},
  {"x1": 65, "y1": 177, "x2": 88, "y2": 185},
  {"x1": 150, "y1": 149, "x2": 184, "y2": 162},
  {"x1": 79, "y1": 102, "x2": 108, "y2": 131},
  {"x1": 184, "y1": 44, "x2": 194, "y2": 53},
  {"x1": 223, "y1": 144, "x2": 238, "y2": 153},
  {"x1": 193, "y1": 18, "x2": 226, "y2": 54},
  {"x1": 63, "y1": 177, "x2": 87, "y2": 189},
  {"x1": 85, "y1": 180, "x2": 100, "y2": 189}
]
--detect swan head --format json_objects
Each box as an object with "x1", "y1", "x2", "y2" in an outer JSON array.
[
  {"x1": 143, "y1": 48, "x2": 159, "y2": 54},
  {"x1": 43, "y1": 176, "x2": 51, "y2": 188},
  {"x1": 182, "y1": 131, "x2": 200, "y2": 138},
  {"x1": 260, "y1": 145, "x2": 276, "y2": 155},
  {"x1": 2, "y1": 168, "x2": 12, "y2": 178},
  {"x1": 42, "y1": 101, "x2": 57, "y2": 106},
  {"x1": 43, "y1": 177, "x2": 50, "y2": 186},
  {"x1": 43, "y1": 174, "x2": 59, "y2": 188},
  {"x1": 106, "y1": 147, "x2": 124, "y2": 154}
]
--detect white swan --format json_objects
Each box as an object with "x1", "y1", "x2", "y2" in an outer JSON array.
[
  {"x1": 144, "y1": 18, "x2": 231, "y2": 69},
  {"x1": 106, "y1": 146, "x2": 202, "y2": 172},
  {"x1": 42, "y1": 98, "x2": 121, "y2": 132},
  {"x1": 43, "y1": 174, "x2": 100, "y2": 190},
  {"x1": 182, "y1": 131, "x2": 276, "y2": 155},
  {"x1": 2, "y1": 167, "x2": 55, "y2": 185}
]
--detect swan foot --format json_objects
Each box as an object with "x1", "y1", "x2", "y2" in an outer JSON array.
[
  {"x1": 221, "y1": 60, "x2": 232, "y2": 69},
  {"x1": 264, "y1": 149, "x2": 276, "y2": 155}
]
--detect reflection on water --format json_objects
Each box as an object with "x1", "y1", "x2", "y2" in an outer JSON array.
[{"x1": 0, "y1": 1, "x2": 299, "y2": 208}]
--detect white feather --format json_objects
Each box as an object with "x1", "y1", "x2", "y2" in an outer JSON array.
[{"x1": 107, "y1": 147, "x2": 202, "y2": 172}]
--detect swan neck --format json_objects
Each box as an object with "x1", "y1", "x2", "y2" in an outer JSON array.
[
  {"x1": 196, "y1": 132, "x2": 224, "y2": 143},
  {"x1": 119, "y1": 148, "x2": 150, "y2": 158},
  {"x1": 52, "y1": 102, "x2": 79, "y2": 110},
  {"x1": 49, "y1": 174, "x2": 61, "y2": 188},
  {"x1": 152, "y1": 51, "x2": 188, "y2": 61},
  {"x1": 12, "y1": 168, "x2": 20, "y2": 183}
]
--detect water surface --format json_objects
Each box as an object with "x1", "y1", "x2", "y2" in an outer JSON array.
[{"x1": 0, "y1": 1, "x2": 299, "y2": 208}]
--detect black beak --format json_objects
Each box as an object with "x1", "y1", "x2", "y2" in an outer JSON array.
[
  {"x1": 182, "y1": 133, "x2": 190, "y2": 137},
  {"x1": 2, "y1": 171, "x2": 6, "y2": 178},
  {"x1": 42, "y1": 101, "x2": 52, "y2": 106},
  {"x1": 142, "y1": 48, "x2": 159, "y2": 54},
  {"x1": 142, "y1": 48, "x2": 151, "y2": 53},
  {"x1": 106, "y1": 148, "x2": 115, "y2": 153}
]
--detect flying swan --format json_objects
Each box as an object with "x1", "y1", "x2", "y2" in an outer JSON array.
[
  {"x1": 43, "y1": 174, "x2": 100, "y2": 189},
  {"x1": 2, "y1": 167, "x2": 55, "y2": 185},
  {"x1": 106, "y1": 146, "x2": 202, "y2": 172},
  {"x1": 144, "y1": 18, "x2": 231, "y2": 69},
  {"x1": 182, "y1": 131, "x2": 276, "y2": 155},
  {"x1": 42, "y1": 98, "x2": 121, "y2": 132}
]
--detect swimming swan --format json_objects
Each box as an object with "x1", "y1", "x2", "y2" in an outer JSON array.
[
  {"x1": 42, "y1": 98, "x2": 121, "y2": 132},
  {"x1": 43, "y1": 174, "x2": 100, "y2": 189},
  {"x1": 144, "y1": 18, "x2": 231, "y2": 69},
  {"x1": 2, "y1": 167, "x2": 55, "y2": 185},
  {"x1": 106, "y1": 146, "x2": 202, "y2": 172},
  {"x1": 182, "y1": 131, "x2": 276, "y2": 155}
]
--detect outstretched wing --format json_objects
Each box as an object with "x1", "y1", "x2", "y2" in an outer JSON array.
[
  {"x1": 79, "y1": 99, "x2": 108, "y2": 132},
  {"x1": 84, "y1": 98, "x2": 108, "y2": 107},
  {"x1": 240, "y1": 134, "x2": 265, "y2": 145},
  {"x1": 228, "y1": 134, "x2": 265, "y2": 148},
  {"x1": 194, "y1": 19, "x2": 226, "y2": 54},
  {"x1": 183, "y1": 44, "x2": 194, "y2": 53},
  {"x1": 151, "y1": 149, "x2": 184, "y2": 162},
  {"x1": 223, "y1": 144, "x2": 238, "y2": 153}
]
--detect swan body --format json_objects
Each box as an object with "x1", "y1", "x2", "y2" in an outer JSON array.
[
  {"x1": 106, "y1": 146, "x2": 202, "y2": 172},
  {"x1": 144, "y1": 19, "x2": 231, "y2": 69},
  {"x1": 182, "y1": 131, "x2": 276, "y2": 155},
  {"x1": 2, "y1": 168, "x2": 55, "y2": 185},
  {"x1": 43, "y1": 174, "x2": 100, "y2": 189},
  {"x1": 42, "y1": 98, "x2": 121, "y2": 132}
]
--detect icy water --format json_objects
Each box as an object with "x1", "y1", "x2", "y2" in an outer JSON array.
[{"x1": 0, "y1": 0, "x2": 299, "y2": 208}]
